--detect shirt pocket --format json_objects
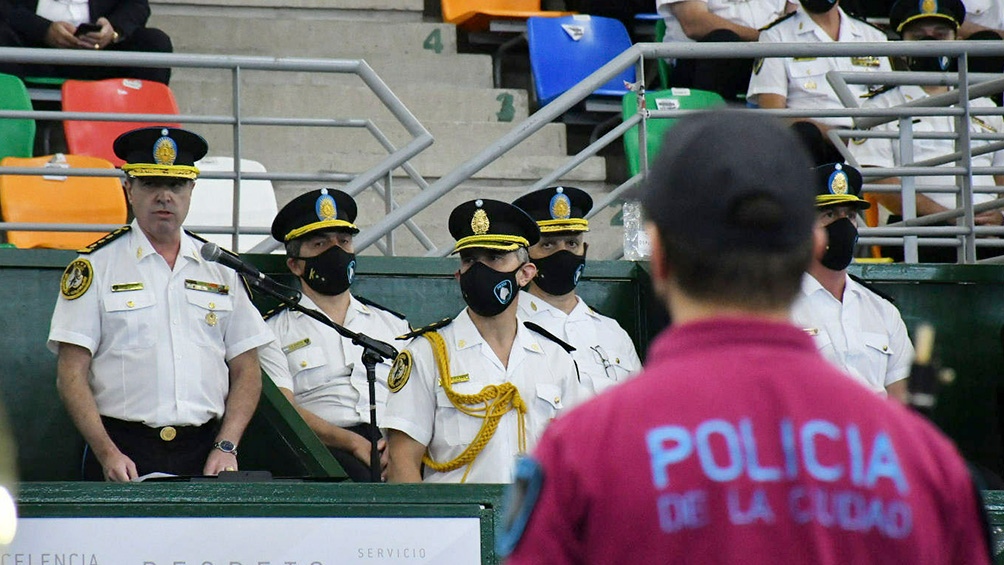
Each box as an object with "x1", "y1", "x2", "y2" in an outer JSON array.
[
  {"x1": 184, "y1": 290, "x2": 233, "y2": 346},
  {"x1": 861, "y1": 331, "x2": 893, "y2": 380},
  {"x1": 535, "y1": 383, "x2": 564, "y2": 416},
  {"x1": 102, "y1": 290, "x2": 157, "y2": 349},
  {"x1": 287, "y1": 346, "x2": 331, "y2": 396},
  {"x1": 435, "y1": 385, "x2": 484, "y2": 447},
  {"x1": 789, "y1": 60, "x2": 830, "y2": 98}
]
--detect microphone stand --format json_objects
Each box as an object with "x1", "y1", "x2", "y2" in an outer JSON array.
[{"x1": 244, "y1": 275, "x2": 397, "y2": 483}]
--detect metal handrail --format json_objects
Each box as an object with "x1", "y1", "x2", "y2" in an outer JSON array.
[{"x1": 0, "y1": 47, "x2": 434, "y2": 253}]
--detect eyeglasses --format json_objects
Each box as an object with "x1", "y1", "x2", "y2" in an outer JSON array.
[{"x1": 590, "y1": 345, "x2": 618, "y2": 381}]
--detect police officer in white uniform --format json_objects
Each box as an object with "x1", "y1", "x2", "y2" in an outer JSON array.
[
  {"x1": 259, "y1": 188, "x2": 411, "y2": 482},
  {"x1": 850, "y1": 0, "x2": 1004, "y2": 262},
  {"x1": 790, "y1": 163, "x2": 914, "y2": 400},
  {"x1": 48, "y1": 127, "x2": 274, "y2": 481},
  {"x1": 512, "y1": 186, "x2": 640, "y2": 400},
  {"x1": 657, "y1": 0, "x2": 796, "y2": 100},
  {"x1": 384, "y1": 199, "x2": 579, "y2": 484},
  {"x1": 748, "y1": 0, "x2": 892, "y2": 128}
]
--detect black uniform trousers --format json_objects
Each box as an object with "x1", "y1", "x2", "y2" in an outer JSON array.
[
  {"x1": 0, "y1": 22, "x2": 172, "y2": 85},
  {"x1": 82, "y1": 416, "x2": 219, "y2": 480},
  {"x1": 667, "y1": 29, "x2": 751, "y2": 103},
  {"x1": 328, "y1": 422, "x2": 383, "y2": 483}
]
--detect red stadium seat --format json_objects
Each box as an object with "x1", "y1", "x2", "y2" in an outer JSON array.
[{"x1": 61, "y1": 78, "x2": 180, "y2": 167}]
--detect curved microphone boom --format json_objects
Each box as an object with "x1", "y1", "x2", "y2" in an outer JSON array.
[{"x1": 200, "y1": 242, "x2": 300, "y2": 302}]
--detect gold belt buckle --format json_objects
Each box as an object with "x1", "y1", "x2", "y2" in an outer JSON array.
[{"x1": 159, "y1": 426, "x2": 177, "y2": 442}]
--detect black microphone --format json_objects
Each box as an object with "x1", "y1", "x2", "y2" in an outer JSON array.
[{"x1": 200, "y1": 242, "x2": 301, "y2": 302}]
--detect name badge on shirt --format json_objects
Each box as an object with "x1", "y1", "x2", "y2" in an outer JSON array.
[
  {"x1": 111, "y1": 282, "x2": 144, "y2": 292},
  {"x1": 449, "y1": 374, "x2": 470, "y2": 385},
  {"x1": 851, "y1": 56, "x2": 881, "y2": 68},
  {"x1": 185, "y1": 279, "x2": 230, "y2": 295},
  {"x1": 282, "y1": 338, "x2": 311, "y2": 354},
  {"x1": 803, "y1": 327, "x2": 819, "y2": 336},
  {"x1": 793, "y1": 57, "x2": 817, "y2": 62},
  {"x1": 972, "y1": 116, "x2": 998, "y2": 133}
]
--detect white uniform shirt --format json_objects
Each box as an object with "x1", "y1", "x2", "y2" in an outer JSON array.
[
  {"x1": 850, "y1": 85, "x2": 1004, "y2": 209},
  {"x1": 383, "y1": 309, "x2": 578, "y2": 483},
  {"x1": 790, "y1": 273, "x2": 914, "y2": 395},
  {"x1": 517, "y1": 290, "x2": 640, "y2": 400},
  {"x1": 47, "y1": 222, "x2": 274, "y2": 427},
  {"x1": 656, "y1": 0, "x2": 791, "y2": 43},
  {"x1": 747, "y1": 8, "x2": 892, "y2": 127},
  {"x1": 263, "y1": 294, "x2": 411, "y2": 428},
  {"x1": 966, "y1": 0, "x2": 1004, "y2": 30},
  {"x1": 36, "y1": 0, "x2": 90, "y2": 26}
]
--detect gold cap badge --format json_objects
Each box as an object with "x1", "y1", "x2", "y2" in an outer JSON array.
[
  {"x1": 471, "y1": 200, "x2": 490, "y2": 235},
  {"x1": 153, "y1": 130, "x2": 177, "y2": 166}
]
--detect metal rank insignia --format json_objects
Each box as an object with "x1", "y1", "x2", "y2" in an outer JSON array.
[
  {"x1": 804, "y1": 80, "x2": 817, "y2": 91},
  {"x1": 471, "y1": 200, "x2": 490, "y2": 235},
  {"x1": 850, "y1": 56, "x2": 880, "y2": 68},
  {"x1": 154, "y1": 130, "x2": 177, "y2": 166},
  {"x1": 829, "y1": 165, "x2": 849, "y2": 195},
  {"x1": 60, "y1": 258, "x2": 93, "y2": 300},
  {"x1": 316, "y1": 188, "x2": 337, "y2": 221},
  {"x1": 205, "y1": 312, "x2": 218, "y2": 326},
  {"x1": 549, "y1": 187, "x2": 571, "y2": 220}
]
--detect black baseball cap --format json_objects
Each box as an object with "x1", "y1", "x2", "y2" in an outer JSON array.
[{"x1": 638, "y1": 111, "x2": 816, "y2": 253}]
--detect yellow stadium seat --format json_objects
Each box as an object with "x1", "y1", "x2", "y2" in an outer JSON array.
[
  {"x1": 442, "y1": 0, "x2": 573, "y2": 31},
  {"x1": 0, "y1": 154, "x2": 127, "y2": 249}
]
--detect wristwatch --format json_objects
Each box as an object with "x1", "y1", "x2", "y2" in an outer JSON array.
[{"x1": 213, "y1": 440, "x2": 238, "y2": 456}]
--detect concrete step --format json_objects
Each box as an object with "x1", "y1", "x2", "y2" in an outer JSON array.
[
  {"x1": 170, "y1": 70, "x2": 528, "y2": 124},
  {"x1": 149, "y1": 14, "x2": 456, "y2": 57},
  {"x1": 190, "y1": 120, "x2": 605, "y2": 179},
  {"x1": 165, "y1": 55, "x2": 492, "y2": 89}
]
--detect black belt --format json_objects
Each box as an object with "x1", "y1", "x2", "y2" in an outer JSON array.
[{"x1": 101, "y1": 416, "x2": 219, "y2": 443}]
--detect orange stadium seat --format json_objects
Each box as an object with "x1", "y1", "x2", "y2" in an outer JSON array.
[
  {"x1": 61, "y1": 78, "x2": 180, "y2": 167},
  {"x1": 0, "y1": 154, "x2": 127, "y2": 249},
  {"x1": 442, "y1": 0, "x2": 573, "y2": 31}
]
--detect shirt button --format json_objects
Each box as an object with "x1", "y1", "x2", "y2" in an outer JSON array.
[
  {"x1": 553, "y1": 397, "x2": 561, "y2": 404},
  {"x1": 300, "y1": 361, "x2": 308, "y2": 368},
  {"x1": 126, "y1": 301, "x2": 134, "y2": 308}
]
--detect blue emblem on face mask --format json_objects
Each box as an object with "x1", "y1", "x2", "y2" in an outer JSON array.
[
  {"x1": 494, "y1": 279, "x2": 514, "y2": 304},
  {"x1": 573, "y1": 264, "x2": 584, "y2": 286},
  {"x1": 346, "y1": 259, "x2": 356, "y2": 285}
]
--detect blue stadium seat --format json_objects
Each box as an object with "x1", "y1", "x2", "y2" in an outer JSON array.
[{"x1": 527, "y1": 15, "x2": 635, "y2": 108}]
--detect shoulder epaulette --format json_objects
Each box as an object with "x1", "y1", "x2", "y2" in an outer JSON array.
[
  {"x1": 77, "y1": 225, "x2": 130, "y2": 254},
  {"x1": 397, "y1": 317, "x2": 453, "y2": 340},
  {"x1": 356, "y1": 295, "x2": 407, "y2": 321},
  {"x1": 262, "y1": 304, "x2": 290, "y2": 321},
  {"x1": 860, "y1": 84, "x2": 895, "y2": 100},
  {"x1": 759, "y1": 11, "x2": 796, "y2": 32},
  {"x1": 524, "y1": 321, "x2": 576, "y2": 354},
  {"x1": 849, "y1": 274, "x2": 897, "y2": 304}
]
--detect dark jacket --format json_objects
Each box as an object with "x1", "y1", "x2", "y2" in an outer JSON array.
[{"x1": 0, "y1": 0, "x2": 151, "y2": 46}]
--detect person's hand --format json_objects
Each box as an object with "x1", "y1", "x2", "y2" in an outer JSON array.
[
  {"x1": 100, "y1": 448, "x2": 138, "y2": 482},
  {"x1": 76, "y1": 18, "x2": 116, "y2": 50},
  {"x1": 350, "y1": 434, "x2": 388, "y2": 481},
  {"x1": 975, "y1": 209, "x2": 1004, "y2": 226},
  {"x1": 203, "y1": 448, "x2": 238, "y2": 476},
  {"x1": 44, "y1": 21, "x2": 86, "y2": 49}
]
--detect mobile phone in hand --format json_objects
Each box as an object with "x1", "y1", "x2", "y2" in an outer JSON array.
[{"x1": 74, "y1": 23, "x2": 102, "y2": 37}]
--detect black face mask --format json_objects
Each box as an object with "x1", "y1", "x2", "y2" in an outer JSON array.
[
  {"x1": 906, "y1": 38, "x2": 956, "y2": 73},
  {"x1": 295, "y1": 245, "x2": 356, "y2": 296},
  {"x1": 799, "y1": 0, "x2": 836, "y2": 14},
  {"x1": 459, "y1": 262, "x2": 520, "y2": 318},
  {"x1": 533, "y1": 248, "x2": 587, "y2": 296},
  {"x1": 821, "y1": 217, "x2": 858, "y2": 271}
]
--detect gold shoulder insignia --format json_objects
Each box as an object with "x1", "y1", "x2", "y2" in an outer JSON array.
[
  {"x1": 262, "y1": 304, "x2": 290, "y2": 321},
  {"x1": 78, "y1": 225, "x2": 130, "y2": 254},
  {"x1": 759, "y1": 11, "x2": 796, "y2": 32},
  {"x1": 860, "y1": 85, "x2": 895, "y2": 100},
  {"x1": 752, "y1": 58, "x2": 764, "y2": 75},
  {"x1": 60, "y1": 258, "x2": 93, "y2": 300},
  {"x1": 388, "y1": 350, "x2": 413, "y2": 393},
  {"x1": 397, "y1": 317, "x2": 453, "y2": 340}
]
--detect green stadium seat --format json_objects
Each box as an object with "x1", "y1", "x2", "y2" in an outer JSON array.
[
  {"x1": 622, "y1": 88, "x2": 725, "y2": 177},
  {"x1": 0, "y1": 73, "x2": 36, "y2": 160}
]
